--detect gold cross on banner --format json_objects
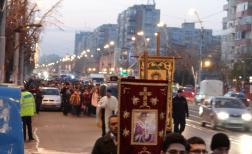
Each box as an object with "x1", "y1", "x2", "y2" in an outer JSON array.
[{"x1": 139, "y1": 87, "x2": 152, "y2": 108}]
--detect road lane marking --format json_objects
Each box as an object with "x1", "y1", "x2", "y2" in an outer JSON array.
[
  {"x1": 186, "y1": 119, "x2": 252, "y2": 146},
  {"x1": 34, "y1": 127, "x2": 40, "y2": 152}
]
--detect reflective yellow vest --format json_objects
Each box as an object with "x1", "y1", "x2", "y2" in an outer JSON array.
[{"x1": 20, "y1": 91, "x2": 36, "y2": 117}]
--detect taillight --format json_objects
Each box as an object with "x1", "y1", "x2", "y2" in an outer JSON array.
[{"x1": 192, "y1": 92, "x2": 195, "y2": 95}]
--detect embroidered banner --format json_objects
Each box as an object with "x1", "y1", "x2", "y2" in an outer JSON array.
[
  {"x1": 139, "y1": 56, "x2": 175, "y2": 81},
  {"x1": 118, "y1": 79, "x2": 170, "y2": 154}
]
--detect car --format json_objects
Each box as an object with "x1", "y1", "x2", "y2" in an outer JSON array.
[
  {"x1": 224, "y1": 91, "x2": 251, "y2": 107},
  {"x1": 181, "y1": 87, "x2": 195, "y2": 103},
  {"x1": 199, "y1": 96, "x2": 252, "y2": 131},
  {"x1": 40, "y1": 87, "x2": 62, "y2": 110}
]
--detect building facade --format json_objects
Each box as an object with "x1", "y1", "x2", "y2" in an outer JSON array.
[
  {"x1": 166, "y1": 22, "x2": 221, "y2": 80},
  {"x1": 167, "y1": 22, "x2": 220, "y2": 55},
  {"x1": 117, "y1": 4, "x2": 160, "y2": 68},
  {"x1": 222, "y1": 0, "x2": 252, "y2": 66},
  {"x1": 74, "y1": 31, "x2": 93, "y2": 55}
]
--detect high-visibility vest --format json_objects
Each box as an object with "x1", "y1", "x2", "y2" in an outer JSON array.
[{"x1": 20, "y1": 91, "x2": 36, "y2": 117}]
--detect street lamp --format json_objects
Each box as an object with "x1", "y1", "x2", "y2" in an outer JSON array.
[{"x1": 188, "y1": 8, "x2": 204, "y2": 85}]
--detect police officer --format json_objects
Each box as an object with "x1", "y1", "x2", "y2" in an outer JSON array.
[
  {"x1": 20, "y1": 87, "x2": 36, "y2": 141},
  {"x1": 172, "y1": 89, "x2": 189, "y2": 134}
]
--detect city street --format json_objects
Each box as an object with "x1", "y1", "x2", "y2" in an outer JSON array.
[
  {"x1": 25, "y1": 108, "x2": 252, "y2": 154},
  {"x1": 25, "y1": 112, "x2": 100, "y2": 154}
]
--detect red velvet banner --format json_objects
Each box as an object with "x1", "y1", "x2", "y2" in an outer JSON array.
[{"x1": 118, "y1": 79, "x2": 169, "y2": 154}]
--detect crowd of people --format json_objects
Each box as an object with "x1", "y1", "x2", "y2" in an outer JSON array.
[
  {"x1": 92, "y1": 115, "x2": 231, "y2": 154},
  {"x1": 22, "y1": 78, "x2": 232, "y2": 154}
]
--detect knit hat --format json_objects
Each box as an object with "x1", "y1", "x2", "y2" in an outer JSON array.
[{"x1": 210, "y1": 133, "x2": 230, "y2": 151}]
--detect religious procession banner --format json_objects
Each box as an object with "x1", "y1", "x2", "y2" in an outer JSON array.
[
  {"x1": 118, "y1": 79, "x2": 171, "y2": 154},
  {"x1": 139, "y1": 56, "x2": 175, "y2": 81}
]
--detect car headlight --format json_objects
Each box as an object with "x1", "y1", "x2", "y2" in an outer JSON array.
[
  {"x1": 217, "y1": 112, "x2": 229, "y2": 120},
  {"x1": 242, "y1": 113, "x2": 252, "y2": 121}
]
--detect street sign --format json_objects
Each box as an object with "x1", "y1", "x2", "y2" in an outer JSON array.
[
  {"x1": 0, "y1": 87, "x2": 23, "y2": 154},
  {"x1": 120, "y1": 70, "x2": 128, "y2": 76}
]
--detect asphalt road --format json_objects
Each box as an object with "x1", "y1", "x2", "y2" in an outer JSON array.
[
  {"x1": 25, "y1": 110, "x2": 252, "y2": 154},
  {"x1": 25, "y1": 112, "x2": 101, "y2": 154}
]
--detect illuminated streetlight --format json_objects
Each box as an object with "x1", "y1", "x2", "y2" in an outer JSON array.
[
  {"x1": 87, "y1": 49, "x2": 90, "y2": 52},
  {"x1": 91, "y1": 54, "x2": 94, "y2": 58},
  {"x1": 104, "y1": 44, "x2": 109, "y2": 49},
  {"x1": 157, "y1": 21, "x2": 165, "y2": 27},
  {"x1": 97, "y1": 48, "x2": 101, "y2": 51},
  {"x1": 132, "y1": 36, "x2": 136, "y2": 41},
  {"x1": 137, "y1": 31, "x2": 144, "y2": 36},
  {"x1": 204, "y1": 60, "x2": 211, "y2": 68},
  {"x1": 109, "y1": 41, "x2": 115, "y2": 46}
]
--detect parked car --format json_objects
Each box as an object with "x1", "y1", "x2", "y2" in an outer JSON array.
[
  {"x1": 181, "y1": 87, "x2": 195, "y2": 103},
  {"x1": 199, "y1": 96, "x2": 252, "y2": 131},
  {"x1": 40, "y1": 87, "x2": 61, "y2": 110},
  {"x1": 224, "y1": 91, "x2": 251, "y2": 107}
]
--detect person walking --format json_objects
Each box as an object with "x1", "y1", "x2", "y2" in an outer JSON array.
[
  {"x1": 20, "y1": 87, "x2": 36, "y2": 142},
  {"x1": 210, "y1": 133, "x2": 230, "y2": 154},
  {"x1": 161, "y1": 133, "x2": 188, "y2": 154},
  {"x1": 97, "y1": 89, "x2": 118, "y2": 136},
  {"x1": 35, "y1": 87, "x2": 43, "y2": 114},
  {"x1": 81, "y1": 88, "x2": 91, "y2": 115},
  {"x1": 172, "y1": 89, "x2": 189, "y2": 134},
  {"x1": 92, "y1": 115, "x2": 118, "y2": 154},
  {"x1": 61, "y1": 83, "x2": 71, "y2": 116},
  {"x1": 70, "y1": 88, "x2": 81, "y2": 116},
  {"x1": 91, "y1": 86, "x2": 99, "y2": 115},
  {"x1": 187, "y1": 136, "x2": 208, "y2": 154}
]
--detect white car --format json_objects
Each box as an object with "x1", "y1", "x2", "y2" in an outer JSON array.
[
  {"x1": 199, "y1": 96, "x2": 252, "y2": 131},
  {"x1": 40, "y1": 87, "x2": 61, "y2": 110}
]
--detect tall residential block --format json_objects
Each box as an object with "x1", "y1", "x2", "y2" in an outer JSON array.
[
  {"x1": 74, "y1": 31, "x2": 92, "y2": 55},
  {"x1": 167, "y1": 22, "x2": 220, "y2": 54},
  {"x1": 117, "y1": 4, "x2": 160, "y2": 67},
  {"x1": 222, "y1": 0, "x2": 252, "y2": 66}
]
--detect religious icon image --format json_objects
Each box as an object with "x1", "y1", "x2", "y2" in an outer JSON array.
[{"x1": 131, "y1": 110, "x2": 158, "y2": 145}]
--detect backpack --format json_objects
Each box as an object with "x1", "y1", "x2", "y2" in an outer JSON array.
[{"x1": 70, "y1": 91, "x2": 81, "y2": 105}]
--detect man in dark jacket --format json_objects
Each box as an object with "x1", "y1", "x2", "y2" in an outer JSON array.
[
  {"x1": 61, "y1": 83, "x2": 71, "y2": 115},
  {"x1": 172, "y1": 89, "x2": 189, "y2": 134},
  {"x1": 92, "y1": 115, "x2": 118, "y2": 154}
]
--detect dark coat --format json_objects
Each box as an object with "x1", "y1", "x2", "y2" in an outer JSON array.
[
  {"x1": 172, "y1": 95, "x2": 189, "y2": 120},
  {"x1": 92, "y1": 133, "x2": 117, "y2": 154}
]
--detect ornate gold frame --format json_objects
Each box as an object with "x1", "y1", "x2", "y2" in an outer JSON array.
[{"x1": 130, "y1": 109, "x2": 158, "y2": 145}]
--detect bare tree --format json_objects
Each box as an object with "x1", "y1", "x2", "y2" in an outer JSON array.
[{"x1": 5, "y1": 0, "x2": 63, "y2": 82}]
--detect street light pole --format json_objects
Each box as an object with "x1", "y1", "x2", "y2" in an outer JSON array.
[
  {"x1": 190, "y1": 10, "x2": 204, "y2": 85},
  {"x1": 0, "y1": 0, "x2": 6, "y2": 82},
  {"x1": 199, "y1": 27, "x2": 203, "y2": 84}
]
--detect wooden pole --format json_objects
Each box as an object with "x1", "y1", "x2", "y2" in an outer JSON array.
[
  {"x1": 156, "y1": 32, "x2": 160, "y2": 56},
  {"x1": 144, "y1": 51, "x2": 148, "y2": 79}
]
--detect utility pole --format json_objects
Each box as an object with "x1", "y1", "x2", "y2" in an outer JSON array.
[
  {"x1": 0, "y1": 0, "x2": 6, "y2": 82},
  {"x1": 13, "y1": 31, "x2": 20, "y2": 85}
]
